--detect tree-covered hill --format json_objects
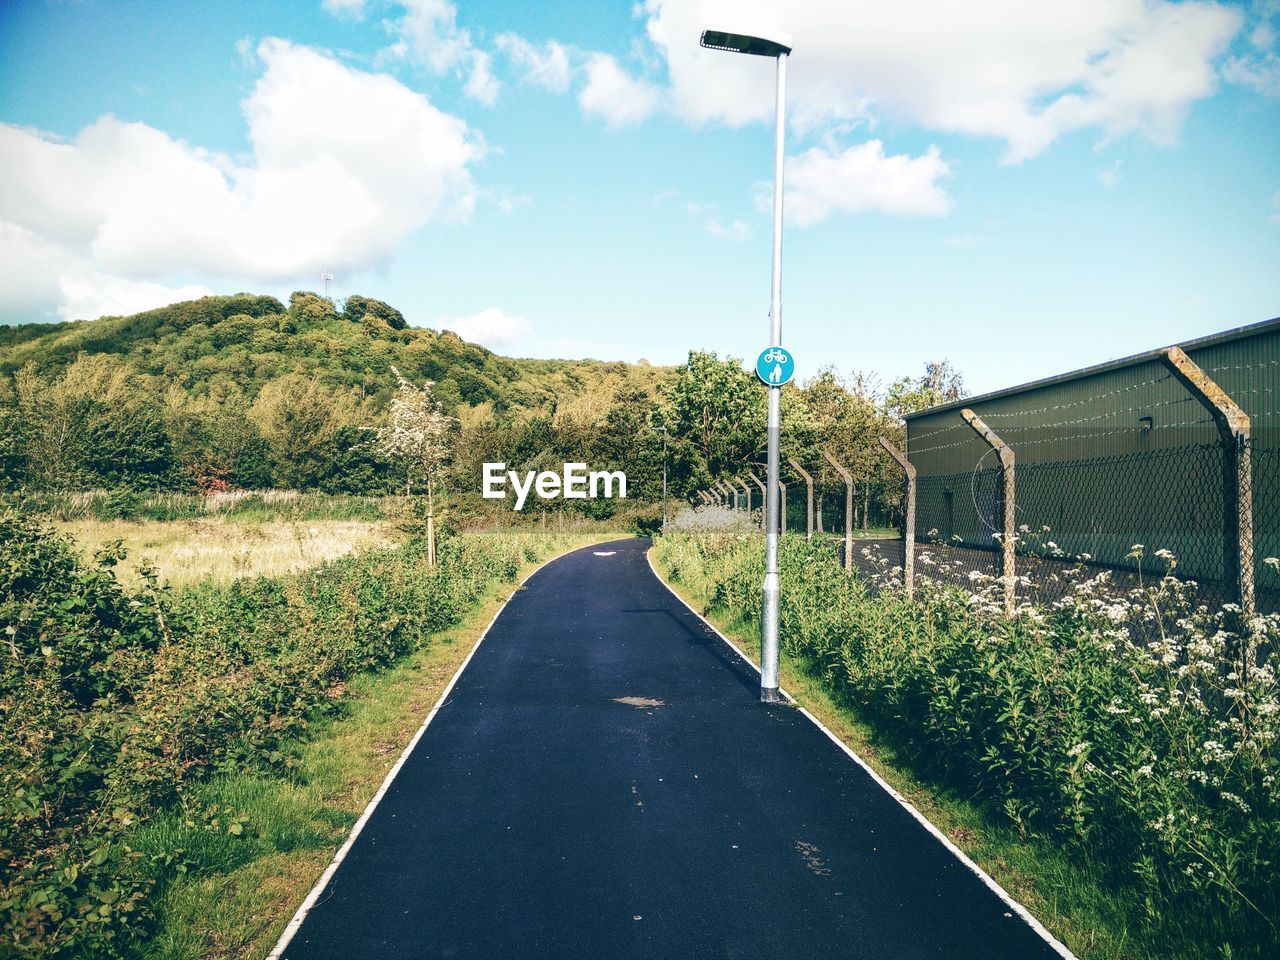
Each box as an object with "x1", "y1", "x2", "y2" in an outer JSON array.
[
  {"x1": 0, "y1": 291, "x2": 675, "y2": 497},
  {"x1": 0, "y1": 291, "x2": 660, "y2": 414},
  {"x1": 0, "y1": 290, "x2": 958, "y2": 518}
]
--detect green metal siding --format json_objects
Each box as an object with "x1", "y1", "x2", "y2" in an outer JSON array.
[{"x1": 904, "y1": 321, "x2": 1280, "y2": 593}]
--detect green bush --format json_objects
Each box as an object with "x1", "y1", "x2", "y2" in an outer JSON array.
[
  {"x1": 0, "y1": 516, "x2": 580, "y2": 958},
  {"x1": 654, "y1": 531, "x2": 1280, "y2": 957}
]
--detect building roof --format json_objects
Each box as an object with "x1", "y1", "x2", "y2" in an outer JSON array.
[{"x1": 904, "y1": 314, "x2": 1280, "y2": 421}]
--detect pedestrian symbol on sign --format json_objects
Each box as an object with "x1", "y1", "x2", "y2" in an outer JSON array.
[{"x1": 755, "y1": 346, "x2": 795, "y2": 387}]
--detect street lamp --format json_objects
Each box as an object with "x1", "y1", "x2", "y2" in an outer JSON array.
[{"x1": 700, "y1": 26, "x2": 792, "y2": 704}]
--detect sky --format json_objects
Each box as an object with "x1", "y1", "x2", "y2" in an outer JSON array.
[{"x1": 0, "y1": 0, "x2": 1277, "y2": 396}]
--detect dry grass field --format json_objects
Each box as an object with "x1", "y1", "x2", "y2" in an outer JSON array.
[{"x1": 55, "y1": 518, "x2": 406, "y2": 587}]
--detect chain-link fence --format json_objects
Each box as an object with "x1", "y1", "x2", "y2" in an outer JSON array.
[
  {"x1": 889, "y1": 340, "x2": 1277, "y2": 615},
  {"x1": 863, "y1": 441, "x2": 1254, "y2": 608},
  {"x1": 698, "y1": 323, "x2": 1279, "y2": 616},
  {"x1": 1255, "y1": 445, "x2": 1279, "y2": 610}
]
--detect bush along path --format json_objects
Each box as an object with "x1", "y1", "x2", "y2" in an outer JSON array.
[
  {"x1": 651, "y1": 530, "x2": 1280, "y2": 959},
  {"x1": 0, "y1": 514, "x2": 595, "y2": 959}
]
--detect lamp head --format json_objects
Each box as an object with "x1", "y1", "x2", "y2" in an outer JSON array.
[{"x1": 700, "y1": 29, "x2": 792, "y2": 57}]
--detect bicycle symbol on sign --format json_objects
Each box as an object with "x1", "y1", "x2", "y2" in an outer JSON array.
[{"x1": 755, "y1": 346, "x2": 796, "y2": 386}]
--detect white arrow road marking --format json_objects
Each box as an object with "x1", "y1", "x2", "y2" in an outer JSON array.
[{"x1": 593, "y1": 551, "x2": 617, "y2": 556}]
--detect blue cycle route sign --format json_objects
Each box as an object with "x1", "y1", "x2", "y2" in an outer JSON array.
[{"x1": 755, "y1": 346, "x2": 795, "y2": 387}]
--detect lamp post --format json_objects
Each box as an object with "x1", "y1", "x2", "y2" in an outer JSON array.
[{"x1": 700, "y1": 26, "x2": 791, "y2": 704}]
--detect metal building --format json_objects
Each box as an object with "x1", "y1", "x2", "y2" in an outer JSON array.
[{"x1": 903, "y1": 316, "x2": 1279, "y2": 608}]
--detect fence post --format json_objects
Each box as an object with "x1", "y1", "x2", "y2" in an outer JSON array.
[
  {"x1": 960, "y1": 409, "x2": 1016, "y2": 616},
  {"x1": 877, "y1": 438, "x2": 917, "y2": 598},
  {"x1": 778, "y1": 478, "x2": 788, "y2": 536},
  {"x1": 787, "y1": 457, "x2": 814, "y2": 539},
  {"x1": 823, "y1": 450, "x2": 854, "y2": 573},
  {"x1": 1161, "y1": 346, "x2": 1256, "y2": 672},
  {"x1": 714, "y1": 479, "x2": 732, "y2": 509},
  {"x1": 748, "y1": 472, "x2": 767, "y2": 532},
  {"x1": 736, "y1": 477, "x2": 752, "y2": 514},
  {"x1": 725, "y1": 479, "x2": 740, "y2": 510},
  {"x1": 698, "y1": 490, "x2": 712, "y2": 507}
]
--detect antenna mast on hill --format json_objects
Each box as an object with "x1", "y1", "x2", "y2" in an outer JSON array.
[{"x1": 321, "y1": 272, "x2": 334, "y2": 298}]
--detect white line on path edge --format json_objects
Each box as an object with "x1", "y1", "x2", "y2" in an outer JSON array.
[
  {"x1": 267, "y1": 540, "x2": 608, "y2": 959},
  {"x1": 644, "y1": 548, "x2": 1078, "y2": 960}
]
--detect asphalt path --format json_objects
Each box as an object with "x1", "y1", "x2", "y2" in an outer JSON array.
[{"x1": 278, "y1": 537, "x2": 1068, "y2": 960}]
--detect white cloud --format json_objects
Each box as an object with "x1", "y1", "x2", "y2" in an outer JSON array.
[
  {"x1": 464, "y1": 49, "x2": 500, "y2": 105},
  {"x1": 1099, "y1": 159, "x2": 1123, "y2": 188},
  {"x1": 642, "y1": 0, "x2": 1241, "y2": 161},
  {"x1": 321, "y1": 0, "x2": 367, "y2": 18},
  {"x1": 380, "y1": 0, "x2": 500, "y2": 104},
  {"x1": 703, "y1": 216, "x2": 752, "y2": 241},
  {"x1": 578, "y1": 53, "x2": 661, "y2": 128},
  {"x1": 0, "y1": 223, "x2": 211, "y2": 321},
  {"x1": 385, "y1": 0, "x2": 470, "y2": 74},
  {"x1": 783, "y1": 141, "x2": 951, "y2": 226},
  {"x1": 441, "y1": 307, "x2": 531, "y2": 348},
  {"x1": 683, "y1": 199, "x2": 753, "y2": 240},
  {"x1": 59, "y1": 273, "x2": 212, "y2": 323},
  {"x1": 1222, "y1": 1, "x2": 1280, "y2": 96},
  {"x1": 0, "y1": 38, "x2": 481, "y2": 322},
  {"x1": 496, "y1": 34, "x2": 572, "y2": 93},
  {"x1": 1223, "y1": 51, "x2": 1280, "y2": 95}
]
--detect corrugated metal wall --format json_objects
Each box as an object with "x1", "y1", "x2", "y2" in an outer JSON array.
[{"x1": 904, "y1": 322, "x2": 1279, "y2": 596}]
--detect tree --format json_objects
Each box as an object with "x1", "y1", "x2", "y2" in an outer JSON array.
[
  {"x1": 371, "y1": 367, "x2": 454, "y2": 565},
  {"x1": 662, "y1": 351, "x2": 764, "y2": 485},
  {"x1": 885, "y1": 359, "x2": 967, "y2": 422},
  {"x1": 249, "y1": 375, "x2": 361, "y2": 488},
  {"x1": 8, "y1": 356, "x2": 173, "y2": 490},
  {"x1": 593, "y1": 387, "x2": 663, "y2": 501},
  {"x1": 344, "y1": 295, "x2": 407, "y2": 331}
]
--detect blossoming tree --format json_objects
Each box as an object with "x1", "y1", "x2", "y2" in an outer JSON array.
[{"x1": 373, "y1": 366, "x2": 454, "y2": 565}]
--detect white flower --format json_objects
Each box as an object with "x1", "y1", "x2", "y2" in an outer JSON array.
[{"x1": 1067, "y1": 741, "x2": 1090, "y2": 758}]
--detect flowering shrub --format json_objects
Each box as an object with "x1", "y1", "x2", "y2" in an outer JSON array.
[
  {"x1": 654, "y1": 531, "x2": 1280, "y2": 956},
  {"x1": 666, "y1": 504, "x2": 758, "y2": 535},
  {"x1": 0, "y1": 516, "x2": 576, "y2": 958}
]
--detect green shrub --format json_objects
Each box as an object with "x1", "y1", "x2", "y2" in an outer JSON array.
[
  {"x1": 654, "y1": 531, "x2": 1280, "y2": 957},
  {"x1": 0, "y1": 516, "x2": 581, "y2": 958}
]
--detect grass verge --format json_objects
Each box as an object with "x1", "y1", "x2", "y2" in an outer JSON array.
[
  {"x1": 130, "y1": 533, "x2": 624, "y2": 960},
  {"x1": 55, "y1": 518, "x2": 404, "y2": 587},
  {"x1": 649, "y1": 546, "x2": 1150, "y2": 960}
]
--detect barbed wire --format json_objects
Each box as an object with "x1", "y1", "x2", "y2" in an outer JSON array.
[
  {"x1": 995, "y1": 395, "x2": 1198, "y2": 433},
  {"x1": 906, "y1": 413, "x2": 1223, "y2": 457},
  {"x1": 973, "y1": 372, "x2": 1174, "y2": 420},
  {"x1": 908, "y1": 357, "x2": 1275, "y2": 443},
  {"x1": 1204, "y1": 357, "x2": 1280, "y2": 375},
  {"x1": 906, "y1": 419, "x2": 972, "y2": 443}
]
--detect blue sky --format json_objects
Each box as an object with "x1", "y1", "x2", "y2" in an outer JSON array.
[{"x1": 1, "y1": 0, "x2": 1277, "y2": 395}]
